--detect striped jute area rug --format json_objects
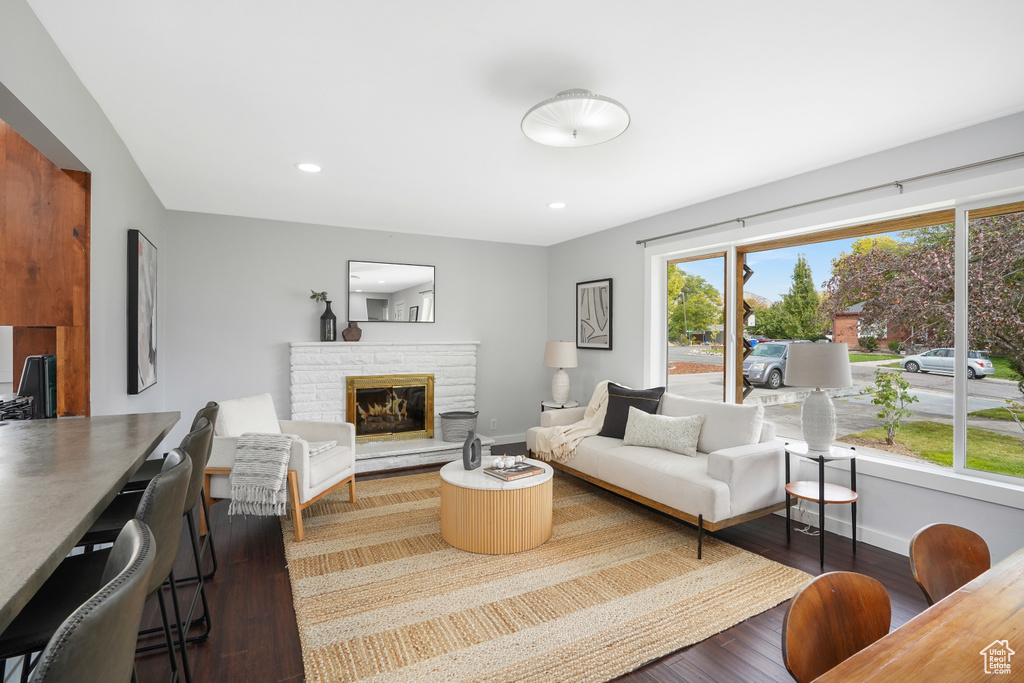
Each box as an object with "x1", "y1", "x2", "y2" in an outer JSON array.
[{"x1": 281, "y1": 472, "x2": 811, "y2": 683}]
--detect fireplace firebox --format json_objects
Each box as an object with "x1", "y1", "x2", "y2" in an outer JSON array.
[{"x1": 346, "y1": 374, "x2": 434, "y2": 443}]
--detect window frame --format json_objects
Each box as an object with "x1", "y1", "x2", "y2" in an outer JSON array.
[{"x1": 958, "y1": 198, "x2": 1024, "y2": 485}]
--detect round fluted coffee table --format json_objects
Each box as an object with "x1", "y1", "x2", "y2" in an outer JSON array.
[{"x1": 439, "y1": 456, "x2": 553, "y2": 554}]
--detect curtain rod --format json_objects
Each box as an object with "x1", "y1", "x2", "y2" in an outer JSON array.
[{"x1": 636, "y1": 150, "x2": 1024, "y2": 246}]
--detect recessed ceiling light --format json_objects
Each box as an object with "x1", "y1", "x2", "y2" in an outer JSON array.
[
  {"x1": 548, "y1": 202, "x2": 567, "y2": 209},
  {"x1": 296, "y1": 163, "x2": 322, "y2": 173}
]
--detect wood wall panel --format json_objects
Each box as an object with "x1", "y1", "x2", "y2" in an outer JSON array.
[
  {"x1": 12, "y1": 327, "x2": 56, "y2": 387},
  {"x1": 57, "y1": 326, "x2": 88, "y2": 416},
  {"x1": 0, "y1": 120, "x2": 87, "y2": 327},
  {"x1": 1, "y1": 118, "x2": 90, "y2": 415},
  {"x1": 0, "y1": 128, "x2": 5, "y2": 317}
]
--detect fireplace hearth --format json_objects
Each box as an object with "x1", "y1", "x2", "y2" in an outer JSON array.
[{"x1": 346, "y1": 374, "x2": 434, "y2": 443}]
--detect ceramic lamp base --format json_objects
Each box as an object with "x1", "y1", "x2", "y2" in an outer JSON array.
[
  {"x1": 551, "y1": 368, "x2": 570, "y2": 404},
  {"x1": 801, "y1": 389, "x2": 836, "y2": 451}
]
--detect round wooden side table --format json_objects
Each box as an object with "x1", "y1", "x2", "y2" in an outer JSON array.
[
  {"x1": 785, "y1": 443, "x2": 858, "y2": 570},
  {"x1": 439, "y1": 457, "x2": 553, "y2": 554}
]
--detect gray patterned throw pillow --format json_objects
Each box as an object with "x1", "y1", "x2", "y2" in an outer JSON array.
[{"x1": 622, "y1": 406, "x2": 705, "y2": 457}]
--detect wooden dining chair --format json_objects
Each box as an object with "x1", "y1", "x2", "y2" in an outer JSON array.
[
  {"x1": 909, "y1": 523, "x2": 990, "y2": 605},
  {"x1": 782, "y1": 571, "x2": 891, "y2": 683}
]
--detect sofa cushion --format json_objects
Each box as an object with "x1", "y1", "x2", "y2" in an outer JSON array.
[
  {"x1": 599, "y1": 383, "x2": 665, "y2": 439},
  {"x1": 215, "y1": 393, "x2": 282, "y2": 437},
  {"x1": 597, "y1": 446, "x2": 731, "y2": 522},
  {"x1": 622, "y1": 407, "x2": 704, "y2": 458},
  {"x1": 659, "y1": 394, "x2": 764, "y2": 454},
  {"x1": 568, "y1": 436, "x2": 619, "y2": 478}
]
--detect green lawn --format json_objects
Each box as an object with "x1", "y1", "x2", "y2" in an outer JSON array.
[
  {"x1": 992, "y1": 356, "x2": 1023, "y2": 382},
  {"x1": 968, "y1": 407, "x2": 1024, "y2": 421},
  {"x1": 848, "y1": 353, "x2": 902, "y2": 363},
  {"x1": 843, "y1": 421, "x2": 1024, "y2": 478}
]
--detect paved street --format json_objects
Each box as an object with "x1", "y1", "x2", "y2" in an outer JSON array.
[
  {"x1": 666, "y1": 355, "x2": 1024, "y2": 446},
  {"x1": 667, "y1": 346, "x2": 1021, "y2": 404}
]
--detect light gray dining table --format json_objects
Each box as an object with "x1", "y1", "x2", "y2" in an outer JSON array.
[{"x1": 0, "y1": 412, "x2": 179, "y2": 632}]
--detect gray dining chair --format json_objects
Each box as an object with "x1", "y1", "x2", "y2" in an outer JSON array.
[
  {"x1": 80, "y1": 415, "x2": 216, "y2": 643},
  {"x1": 28, "y1": 520, "x2": 156, "y2": 683},
  {"x1": 0, "y1": 451, "x2": 193, "y2": 683}
]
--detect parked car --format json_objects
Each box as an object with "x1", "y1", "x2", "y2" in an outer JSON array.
[
  {"x1": 900, "y1": 348, "x2": 994, "y2": 379},
  {"x1": 742, "y1": 340, "x2": 808, "y2": 389}
]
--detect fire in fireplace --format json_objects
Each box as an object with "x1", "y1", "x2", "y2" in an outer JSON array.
[{"x1": 346, "y1": 374, "x2": 434, "y2": 443}]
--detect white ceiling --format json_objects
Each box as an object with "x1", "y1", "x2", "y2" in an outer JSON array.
[{"x1": 27, "y1": 1, "x2": 1024, "y2": 247}]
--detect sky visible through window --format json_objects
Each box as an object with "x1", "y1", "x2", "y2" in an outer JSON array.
[{"x1": 676, "y1": 236, "x2": 891, "y2": 302}]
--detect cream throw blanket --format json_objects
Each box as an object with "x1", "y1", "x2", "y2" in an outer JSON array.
[
  {"x1": 229, "y1": 432, "x2": 297, "y2": 516},
  {"x1": 533, "y1": 381, "x2": 610, "y2": 463}
]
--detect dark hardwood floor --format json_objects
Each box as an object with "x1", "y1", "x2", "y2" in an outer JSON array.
[{"x1": 131, "y1": 443, "x2": 929, "y2": 682}]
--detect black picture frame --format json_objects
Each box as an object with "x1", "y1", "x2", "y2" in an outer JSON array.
[
  {"x1": 127, "y1": 229, "x2": 158, "y2": 394},
  {"x1": 577, "y1": 278, "x2": 612, "y2": 350}
]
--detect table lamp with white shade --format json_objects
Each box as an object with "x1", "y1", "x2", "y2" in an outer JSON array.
[
  {"x1": 783, "y1": 342, "x2": 853, "y2": 451},
  {"x1": 544, "y1": 341, "x2": 578, "y2": 404}
]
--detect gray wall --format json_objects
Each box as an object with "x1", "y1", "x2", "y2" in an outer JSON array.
[
  {"x1": 0, "y1": 0, "x2": 169, "y2": 416},
  {"x1": 389, "y1": 281, "x2": 433, "y2": 322},
  {"x1": 162, "y1": 211, "x2": 549, "y2": 446}
]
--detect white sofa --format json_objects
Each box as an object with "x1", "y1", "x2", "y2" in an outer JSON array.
[{"x1": 527, "y1": 391, "x2": 786, "y2": 557}]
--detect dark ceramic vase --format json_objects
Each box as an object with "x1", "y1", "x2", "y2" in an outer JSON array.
[
  {"x1": 342, "y1": 321, "x2": 362, "y2": 342},
  {"x1": 320, "y1": 301, "x2": 337, "y2": 341},
  {"x1": 462, "y1": 430, "x2": 482, "y2": 470}
]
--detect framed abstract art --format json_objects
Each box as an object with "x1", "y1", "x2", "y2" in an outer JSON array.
[
  {"x1": 127, "y1": 229, "x2": 158, "y2": 394},
  {"x1": 577, "y1": 278, "x2": 612, "y2": 350}
]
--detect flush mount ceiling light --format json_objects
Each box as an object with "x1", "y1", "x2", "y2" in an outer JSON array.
[
  {"x1": 521, "y1": 89, "x2": 630, "y2": 147},
  {"x1": 296, "y1": 162, "x2": 322, "y2": 173},
  {"x1": 548, "y1": 202, "x2": 567, "y2": 209}
]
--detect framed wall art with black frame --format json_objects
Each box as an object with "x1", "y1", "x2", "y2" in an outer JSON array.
[
  {"x1": 576, "y1": 278, "x2": 612, "y2": 350},
  {"x1": 127, "y1": 229, "x2": 157, "y2": 394}
]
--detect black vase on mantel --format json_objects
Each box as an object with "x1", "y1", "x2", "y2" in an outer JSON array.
[{"x1": 320, "y1": 301, "x2": 337, "y2": 342}]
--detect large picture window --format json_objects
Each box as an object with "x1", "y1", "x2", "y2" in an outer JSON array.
[{"x1": 658, "y1": 201, "x2": 1024, "y2": 481}]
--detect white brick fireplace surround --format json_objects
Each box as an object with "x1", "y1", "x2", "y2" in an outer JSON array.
[{"x1": 289, "y1": 341, "x2": 490, "y2": 472}]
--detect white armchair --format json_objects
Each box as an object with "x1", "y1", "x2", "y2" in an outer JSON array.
[{"x1": 203, "y1": 393, "x2": 356, "y2": 541}]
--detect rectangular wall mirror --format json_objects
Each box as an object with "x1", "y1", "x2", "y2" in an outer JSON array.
[{"x1": 348, "y1": 261, "x2": 435, "y2": 322}]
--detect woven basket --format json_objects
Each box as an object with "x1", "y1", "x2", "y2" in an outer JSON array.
[{"x1": 439, "y1": 410, "x2": 478, "y2": 442}]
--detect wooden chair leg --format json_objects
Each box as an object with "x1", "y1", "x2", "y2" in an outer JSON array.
[
  {"x1": 287, "y1": 470, "x2": 304, "y2": 541},
  {"x1": 349, "y1": 476, "x2": 357, "y2": 503}
]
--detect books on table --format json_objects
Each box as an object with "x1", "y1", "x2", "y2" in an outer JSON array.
[{"x1": 484, "y1": 462, "x2": 544, "y2": 481}]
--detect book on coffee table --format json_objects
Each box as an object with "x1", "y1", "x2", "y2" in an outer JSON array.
[{"x1": 484, "y1": 462, "x2": 544, "y2": 481}]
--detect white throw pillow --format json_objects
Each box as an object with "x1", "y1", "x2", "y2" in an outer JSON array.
[
  {"x1": 215, "y1": 393, "x2": 282, "y2": 437},
  {"x1": 622, "y1": 406, "x2": 705, "y2": 458}
]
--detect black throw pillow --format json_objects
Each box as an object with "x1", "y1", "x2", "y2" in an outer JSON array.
[{"x1": 599, "y1": 383, "x2": 666, "y2": 439}]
